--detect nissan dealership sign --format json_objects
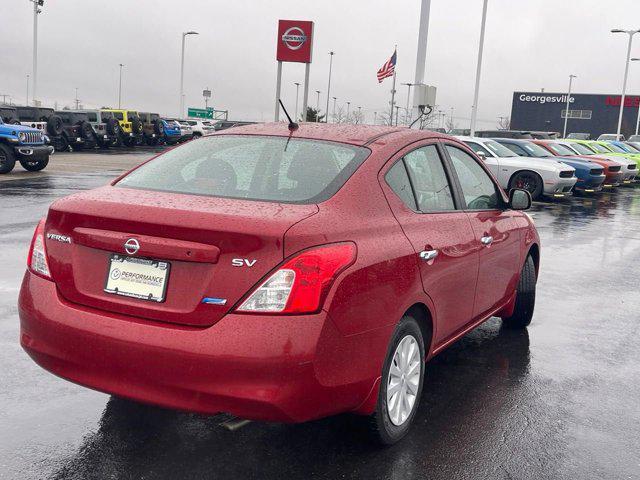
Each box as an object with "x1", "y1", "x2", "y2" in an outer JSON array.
[{"x1": 276, "y1": 20, "x2": 314, "y2": 63}]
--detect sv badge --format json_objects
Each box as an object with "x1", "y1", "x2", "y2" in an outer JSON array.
[{"x1": 232, "y1": 258, "x2": 257, "y2": 267}]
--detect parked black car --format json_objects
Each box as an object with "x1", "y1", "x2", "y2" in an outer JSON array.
[{"x1": 475, "y1": 130, "x2": 533, "y2": 139}]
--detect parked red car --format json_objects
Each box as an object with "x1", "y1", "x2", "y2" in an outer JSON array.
[
  {"x1": 19, "y1": 124, "x2": 540, "y2": 444},
  {"x1": 531, "y1": 139, "x2": 624, "y2": 187}
]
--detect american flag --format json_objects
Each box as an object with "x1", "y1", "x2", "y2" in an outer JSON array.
[{"x1": 377, "y1": 50, "x2": 397, "y2": 83}]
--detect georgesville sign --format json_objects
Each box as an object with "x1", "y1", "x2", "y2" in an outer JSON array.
[
  {"x1": 511, "y1": 91, "x2": 640, "y2": 139},
  {"x1": 276, "y1": 20, "x2": 314, "y2": 63}
]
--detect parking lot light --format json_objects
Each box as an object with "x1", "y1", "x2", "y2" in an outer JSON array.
[
  {"x1": 179, "y1": 31, "x2": 199, "y2": 117},
  {"x1": 632, "y1": 58, "x2": 640, "y2": 135},
  {"x1": 562, "y1": 74, "x2": 577, "y2": 138},
  {"x1": 610, "y1": 28, "x2": 640, "y2": 138}
]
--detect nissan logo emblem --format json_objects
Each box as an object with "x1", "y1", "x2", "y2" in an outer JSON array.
[
  {"x1": 124, "y1": 238, "x2": 140, "y2": 255},
  {"x1": 281, "y1": 27, "x2": 307, "y2": 50}
]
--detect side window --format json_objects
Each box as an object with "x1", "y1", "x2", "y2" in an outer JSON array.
[
  {"x1": 502, "y1": 143, "x2": 527, "y2": 156},
  {"x1": 464, "y1": 141, "x2": 491, "y2": 157},
  {"x1": 403, "y1": 145, "x2": 455, "y2": 212},
  {"x1": 87, "y1": 112, "x2": 97, "y2": 122},
  {"x1": 113, "y1": 112, "x2": 124, "y2": 121},
  {"x1": 446, "y1": 146, "x2": 500, "y2": 210},
  {"x1": 385, "y1": 161, "x2": 418, "y2": 210}
]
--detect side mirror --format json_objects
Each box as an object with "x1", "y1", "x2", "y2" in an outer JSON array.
[
  {"x1": 475, "y1": 151, "x2": 487, "y2": 161},
  {"x1": 509, "y1": 188, "x2": 532, "y2": 210}
]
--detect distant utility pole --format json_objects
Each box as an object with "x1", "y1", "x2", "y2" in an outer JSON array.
[
  {"x1": 29, "y1": 0, "x2": 43, "y2": 106},
  {"x1": 74, "y1": 87, "x2": 79, "y2": 110},
  {"x1": 374, "y1": 111, "x2": 378, "y2": 125},
  {"x1": 402, "y1": 82, "x2": 413, "y2": 124},
  {"x1": 470, "y1": 0, "x2": 489, "y2": 137},
  {"x1": 346, "y1": 101, "x2": 351, "y2": 121},
  {"x1": 315, "y1": 90, "x2": 321, "y2": 122},
  {"x1": 562, "y1": 74, "x2": 576, "y2": 138},
  {"x1": 118, "y1": 63, "x2": 124, "y2": 109},
  {"x1": 325, "y1": 51, "x2": 334, "y2": 123},
  {"x1": 395, "y1": 105, "x2": 401, "y2": 126},
  {"x1": 294, "y1": 82, "x2": 301, "y2": 120},
  {"x1": 26, "y1": 74, "x2": 30, "y2": 105},
  {"x1": 0, "y1": 94, "x2": 9, "y2": 104}
]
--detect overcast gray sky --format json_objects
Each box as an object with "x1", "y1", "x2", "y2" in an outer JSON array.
[{"x1": 3, "y1": 0, "x2": 640, "y2": 128}]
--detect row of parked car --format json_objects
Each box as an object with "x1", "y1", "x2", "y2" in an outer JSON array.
[{"x1": 454, "y1": 133, "x2": 640, "y2": 200}]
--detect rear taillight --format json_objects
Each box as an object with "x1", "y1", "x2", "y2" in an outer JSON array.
[
  {"x1": 27, "y1": 219, "x2": 52, "y2": 280},
  {"x1": 236, "y1": 243, "x2": 356, "y2": 315}
]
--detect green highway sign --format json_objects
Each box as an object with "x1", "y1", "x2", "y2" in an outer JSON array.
[{"x1": 187, "y1": 107, "x2": 214, "y2": 119}]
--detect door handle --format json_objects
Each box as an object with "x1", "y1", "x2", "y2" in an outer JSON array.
[
  {"x1": 480, "y1": 236, "x2": 493, "y2": 246},
  {"x1": 419, "y1": 249, "x2": 439, "y2": 261}
]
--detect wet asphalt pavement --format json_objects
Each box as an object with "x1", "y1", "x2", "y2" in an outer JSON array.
[{"x1": 1, "y1": 158, "x2": 639, "y2": 479}]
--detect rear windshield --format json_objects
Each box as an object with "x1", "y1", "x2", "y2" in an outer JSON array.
[
  {"x1": 547, "y1": 142, "x2": 577, "y2": 156},
  {"x1": 117, "y1": 135, "x2": 369, "y2": 204},
  {"x1": 569, "y1": 143, "x2": 596, "y2": 155}
]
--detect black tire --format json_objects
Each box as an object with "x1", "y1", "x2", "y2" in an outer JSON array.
[
  {"x1": 153, "y1": 120, "x2": 164, "y2": 135},
  {"x1": 131, "y1": 117, "x2": 143, "y2": 135},
  {"x1": 0, "y1": 143, "x2": 17, "y2": 174},
  {"x1": 46, "y1": 115, "x2": 64, "y2": 136},
  {"x1": 106, "y1": 118, "x2": 120, "y2": 136},
  {"x1": 509, "y1": 171, "x2": 543, "y2": 201},
  {"x1": 124, "y1": 136, "x2": 137, "y2": 148},
  {"x1": 366, "y1": 314, "x2": 426, "y2": 445},
  {"x1": 19, "y1": 157, "x2": 49, "y2": 171},
  {"x1": 502, "y1": 255, "x2": 537, "y2": 329},
  {"x1": 145, "y1": 136, "x2": 159, "y2": 146},
  {"x1": 52, "y1": 135, "x2": 69, "y2": 152}
]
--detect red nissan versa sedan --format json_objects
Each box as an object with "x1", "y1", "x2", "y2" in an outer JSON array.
[{"x1": 18, "y1": 123, "x2": 540, "y2": 444}]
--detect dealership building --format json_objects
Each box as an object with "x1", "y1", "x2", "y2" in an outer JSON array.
[{"x1": 510, "y1": 91, "x2": 640, "y2": 139}]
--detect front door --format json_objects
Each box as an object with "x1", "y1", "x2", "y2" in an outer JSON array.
[
  {"x1": 381, "y1": 143, "x2": 479, "y2": 342},
  {"x1": 443, "y1": 144, "x2": 521, "y2": 318}
]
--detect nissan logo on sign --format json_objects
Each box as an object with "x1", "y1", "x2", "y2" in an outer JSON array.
[
  {"x1": 282, "y1": 27, "x2": 307, "y2": 50},
  {"x1": 124, "y1": 238, "x2": 140, "y2": 255},
  {"x1": 276, "y1": 20, "x2": 314, "y2": 63}
]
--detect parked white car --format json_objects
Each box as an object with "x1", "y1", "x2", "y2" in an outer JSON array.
[
  {"x1": 456, "y1": 136, "x2": 577, "y2": 200},
  {"x1": 183, "y1": 119, "x2": 216, "y2": 137}
]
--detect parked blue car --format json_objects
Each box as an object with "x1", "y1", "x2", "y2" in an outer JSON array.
[
  {"x1": 161, "y1": 118, "x2": 182, "y2": 145},
  {"x1": 0, "y1": 111, "x2": 53, "y2": 174},
  {"x1": 494, "y1": 138, "x2": 606, "y2": 193}
]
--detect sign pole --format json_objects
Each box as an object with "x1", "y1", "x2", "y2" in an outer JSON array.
[
  {"x1": 274, "y1": 61, "x2": 282, "y2": 121},
  {"x1": 302, "y1": 63, "x2": 311, "y2": 121}
]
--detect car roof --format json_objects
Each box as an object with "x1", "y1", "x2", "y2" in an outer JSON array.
[{"x1": 219, "y1": 122, "x2": 445, "y2": 147}]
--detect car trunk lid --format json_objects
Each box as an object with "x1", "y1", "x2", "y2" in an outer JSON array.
[{"x1": 44, "y1": 186, "x2": 318, "y2": 327}]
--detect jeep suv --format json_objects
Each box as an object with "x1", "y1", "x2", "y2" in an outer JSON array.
[
  {"x1": 138, "y1": 112, "x2": 164, "y2": 146},
  {"x1": 54, "y1": 111, "x2": 99, "y2": 151},
  {"x1": 76, "y1": 110, "x2": 121, "y2": 148},
  {"x1": 101, "y1": 109, "x2": 144, "y2": 147},
  {"x1": 11, "y1": 106, "x2": 73, "y2": 151},
  {"x1": 0, "y1": 106, "x2": 21, "y2": 125},
  {"x1": 0, "y1": 115, "x2": 53, "y2": 173},
  {"x1": 159, "y1": 118, "x2": 182, "y2": 145},
  {"x1": 164, "y1": 118, "x2": 193, "y2": 142}
]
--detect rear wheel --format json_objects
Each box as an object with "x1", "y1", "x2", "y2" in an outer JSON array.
[
  {"x1": 366, "y1": 314, "x2": 425, "y2": 445},
  {"x1": 509, "y1": 171, "x2": 543, "y2": 200},
  {"x1": 52, "y1": 135, "x2": 69, "y2": 152},
  {"x1": 502, "y1": 255, "x2": 536, "y2": 329},
  {"x1": 20, "y1": 157, "x2": 49, "y2": 171},
  {"x1": 0, "y1": 144, "x2": 17, "y2": 174}
]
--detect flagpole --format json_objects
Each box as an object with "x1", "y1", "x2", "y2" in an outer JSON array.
[{"x1": 389, "y1": 47, "x2": 397, "y2": 126}]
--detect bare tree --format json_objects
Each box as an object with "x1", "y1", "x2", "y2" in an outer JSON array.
[
  {"x1": 352, "y1": 109, "x2": 364, "y2": 125},
  {"x1": 445, "y1": 116, "x2": 458, "y2": 133},
  {"x1": 497, "y1": 116, "x2": 511, "y2": 130},
  {"x1": 333, "y1": 105, "x2": 348, "y2": 124},
  {"x1": 376, "y1": 110, "x2": 392, "y2": 126}
]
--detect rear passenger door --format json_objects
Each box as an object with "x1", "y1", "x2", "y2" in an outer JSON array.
[
  {"x1": 442, "y1": 144, "x2": 521, "y2": 318},
  {"x1": 381, "y1": 143, "x2": 479, "y2": 342}
]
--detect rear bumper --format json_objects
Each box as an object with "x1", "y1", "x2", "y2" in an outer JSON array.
[
  {"x1": 18, "y1": 271, "x2": 376, "y2": 423},
  {"x1": 14, "y1": 145, "x2": 53, "y2": 159}
]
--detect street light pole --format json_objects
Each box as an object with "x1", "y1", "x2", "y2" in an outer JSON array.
[
  {"x1": 470, "y1": 0, "x2": 489, "y2": 137},
  {"x1": 315, "y1": 90, "x2": 321, "y2": 122},
  {"x1": 179, "y1": 31, "x2": 199, "y2": 117},
  {"x1": 75, "y1": 87, "x2": 79, "y2": 110},
  {"x1": 30, "y1": 0, "x2": 43, "y2": 106},
  {"x1": 26, "y1": 74, "x2": 30, "y2": 105},
  {"x1": 346, "y1": 101, "x2": 351, "y2": 122},
  {"x1": 118, "y1": 63, "x2": 124, "y2": 109},
  {"x1": 357, "y1": 106, "x2": 362, "y2": 124},
  {"x1": 401, "y1": 83, "x2": 413, "y2": 124},
  {"x1": 294, "y1": 82, "x2": 301, "y2": 120},
  {"x1": 374, "y1": 111, "x2": 378, "y2": 125},
  {"x1": 325, "y1": 52, "x2": 334, "y2": 123},
  {"x1": 562, "y1": 74, "x2": 576, "y2": 138},
  {"x1": 632, "y1": 58, "x2": 640, "y2": 135},
  {"x1": 611, "y1": 29, "x2": 640, "y2": 138}
]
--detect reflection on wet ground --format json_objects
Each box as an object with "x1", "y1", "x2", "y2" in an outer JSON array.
[{"x1": 1, "y1": 174, "x2": 639, "y2": 479}]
